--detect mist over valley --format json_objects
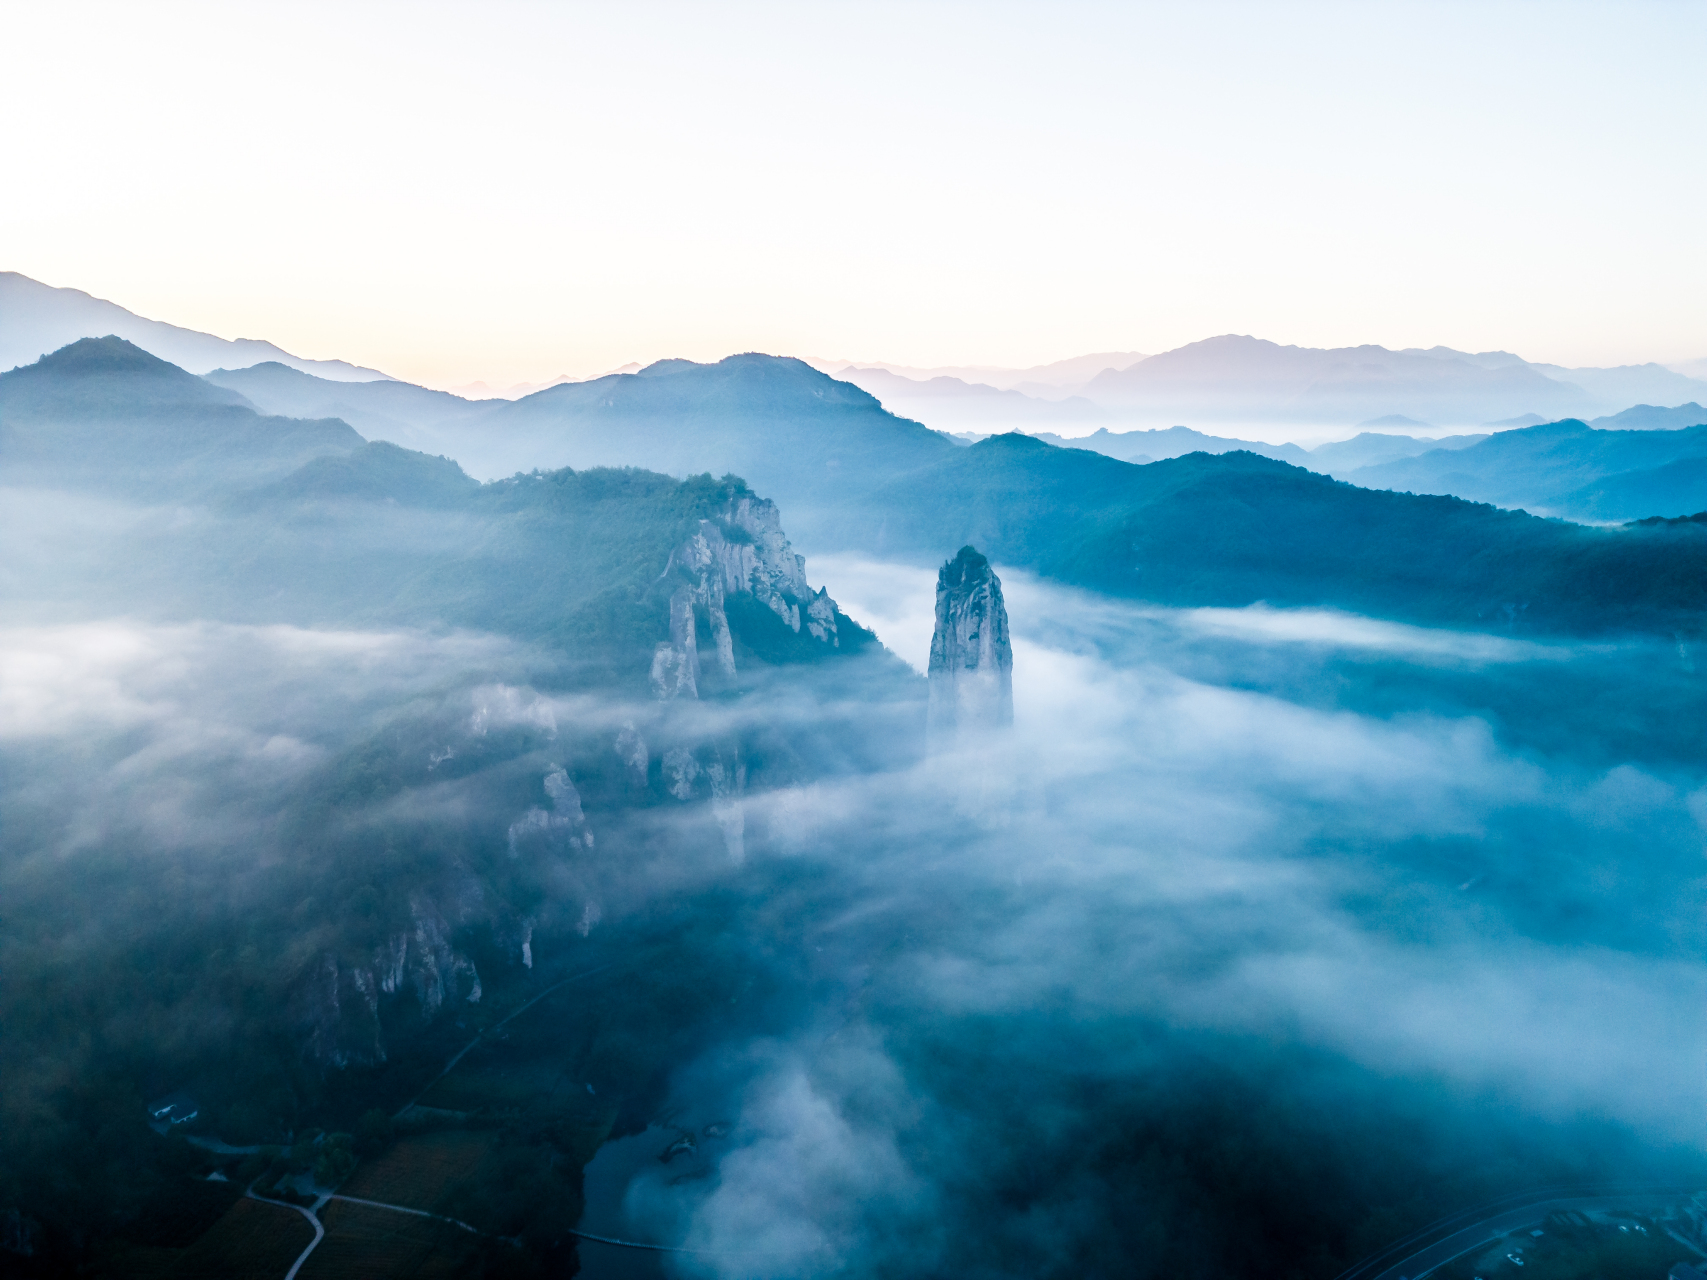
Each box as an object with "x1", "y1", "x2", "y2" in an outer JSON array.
[{"x1": 5, "y1": 6, "x2": 1707, "y2": 1273}]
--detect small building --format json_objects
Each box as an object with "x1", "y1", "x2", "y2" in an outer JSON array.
[{"x1": 146, "y1": 1090, "x2": 200, "y2": 1127}]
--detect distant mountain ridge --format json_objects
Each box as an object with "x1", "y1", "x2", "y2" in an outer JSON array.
[
  {"x1": 11, "y1": 270, "x2": 1707, "y2": 441},
  {"x1": 205, "y1": 360, "x2": 486, "y2": 456},
  {"x1": 827, "y1": 340, "x2": 1707, "y2": 437},
  {"x1": 0, "y1": 271, "x2": 392, "y2": 381},
  {"x1": 809, "y1": 351, "x2": 1148, "y2": 396},
  {"x1": 832, "y1": 365, "x2": 1111, "y2": 431},
  {"x1": 1082, "y1": 335, "x2": 1596, "y2": 426}
]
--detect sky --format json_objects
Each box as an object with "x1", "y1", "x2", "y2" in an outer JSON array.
[{"x1": 4, "y1": 0, "x2": 1705, "y2": 387}]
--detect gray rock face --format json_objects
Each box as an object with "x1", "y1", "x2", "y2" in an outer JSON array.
[
  {"x1": 291, "y1": 891, "x2": 489, "y2": 1068},
  {"x1": 650, "y1": 493, "x2": 842, "y2": 699},
  {"x1": 927, "y1": 545, "x2": 1013, "y2": 745}
]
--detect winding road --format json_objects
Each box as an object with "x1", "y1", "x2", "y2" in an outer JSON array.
[
  {"x1": 234, "y1": 960, "x2": 621, "y2": 1277},
  {"x1": 245, "y1": 1188, "x2": 326, "y2": 1280},
  {"x1": 247, "y1": 1186, "x2": 503, "y2": 1278}
]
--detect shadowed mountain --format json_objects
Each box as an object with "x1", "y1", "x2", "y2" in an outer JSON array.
[
  {"x1": 218, "y1": 459, "x2": 882, "y2": 685},
  {"x1": 463, "y1": 356, "x2": 961, "y2": 544},
  {"x1": 0, "y1": 336, "x2": 362, "y2": 495},
  {"x1": 1550, "y1": 456, "x2": 1707, "y2": 524},
  {"x1": 214, "y1": 354, "x2": 960, "y2": 532},
  {"x1": 840, "y1": 433, "x2": 1707, "y2": 636},
  {"x1": 239, "y1": 439, "x2": 482, "y2": 509},
  {"x1": 0, "y1": 271, "x2": 391, "y2": 381},
  {"x1": 1347, "y1": 418, "x2": 1707, "y2": 520}
]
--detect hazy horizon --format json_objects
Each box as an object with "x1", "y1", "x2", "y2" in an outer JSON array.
[
  {"x1": 4, "y1": 2, "x2": 1704, "y2": 387},
  {"x1": 6, "y1": 270, "x2": 1702, "y2": 453}
]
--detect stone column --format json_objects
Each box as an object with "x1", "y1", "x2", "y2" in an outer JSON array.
[{"x1": 927, "y1": 545, "x2": 1013, "y2": 747}]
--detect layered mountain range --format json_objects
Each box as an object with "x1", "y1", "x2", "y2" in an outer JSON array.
[
  {"x1": 828, "y1": 335, "x2": 1707, "y2": 433},
  {"x1": 1, "y1": 270, "x2": 389, "y2": 381},
  {"x1": 12, "y1": 273, "x2": 1706, "y2": 439},
  {"x1": 12, "y1": 335, "x2": 1707, "y2": 640}
]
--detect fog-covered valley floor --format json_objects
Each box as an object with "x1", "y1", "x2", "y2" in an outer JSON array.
[
  {"x1": 6, "y1": 559, "x2": 1701, "y2": 1278},
  {"x1": 554, "y1": 561, "x2": 1704, "y2": 1277}
]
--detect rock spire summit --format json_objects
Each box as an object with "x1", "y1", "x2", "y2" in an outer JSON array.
[{"x1": 927, "y1": 545, "x2": 1014, "y2": 746}]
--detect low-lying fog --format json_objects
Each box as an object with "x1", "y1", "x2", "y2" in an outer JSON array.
[
  {"x1": 608, "y1": 558, "x2": 1706, "y2": 1275},
  {"x1": 3, "y1": 561, "x2": 1700, "y2": 1278}
]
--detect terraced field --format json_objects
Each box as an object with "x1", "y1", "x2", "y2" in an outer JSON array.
[
  {"x1": 167, "y1": 1196, "x2": 315, "y2": 1278},
  {"x1": 338, "y1": 1130, "x2": 497, "y2": 1213}
]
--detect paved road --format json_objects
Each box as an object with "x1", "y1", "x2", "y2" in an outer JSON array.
[
  {"x1": 246, "y1": 1188, "x2": 326, "y2": 1280},
  {"x1": 1371, "y1": 1192, "x2": 1692, "y2": 1280},
  {"x1": 329, "y1": 1193, "x2": 484, "y2": 1237}
]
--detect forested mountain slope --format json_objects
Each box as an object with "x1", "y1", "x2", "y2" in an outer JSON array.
[
  {"x1": 844, "y1": 433, "x2": 1707, "y2": 636},
  {"x1": 0, "y1": 336, "x2": 362, "y2": 494},
  {"x1": 1348, "y1": 417, "x2": 1707, "y2": 520},
  {"x1": 215, "y1": 353, "x2": 962, "y2": 544}
]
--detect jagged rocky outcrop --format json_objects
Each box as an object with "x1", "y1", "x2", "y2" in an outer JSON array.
[
  {"x1": 650, "y1": 494, "x2": 842, "y2": 699},
  {"x1": 927, "y1": 545, "x2": 1014, "y2": 746},
  {"x1": 291, "y1": 892, "x2": 489, "y2": 1069},
  {"x1": 507, "y1": 764, "x2": 594, "y2": 856}
]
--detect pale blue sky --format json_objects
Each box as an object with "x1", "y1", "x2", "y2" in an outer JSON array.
[{"x1": 4, "y1": 0, "x2": 1702, "y2": 385}]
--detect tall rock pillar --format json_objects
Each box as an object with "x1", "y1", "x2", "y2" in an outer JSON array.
[{"x1": 927, "y1": 545, "x2": 1014, "y2": 747}]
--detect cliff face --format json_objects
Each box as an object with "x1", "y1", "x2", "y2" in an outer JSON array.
[
  {"x1": 290, "y1": 889, "x2": 493, "y2": 1069},
  {"x1": 650, "y1": 494, "x2": 842, "y2": 699},
  {"x1": 927, "y1": 545, "x2": 1014, "y2": 745}
]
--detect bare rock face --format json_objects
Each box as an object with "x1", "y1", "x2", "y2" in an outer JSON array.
[
  {"x1": 927, "y1": 545, "x2": 1014, "y2": 746},
  {"x1": 651, "y1": 493, "x2": 842, "y2": 699},
  {"x1": 291, "y1": 891, "x2": 489, "y2": 1069}
]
